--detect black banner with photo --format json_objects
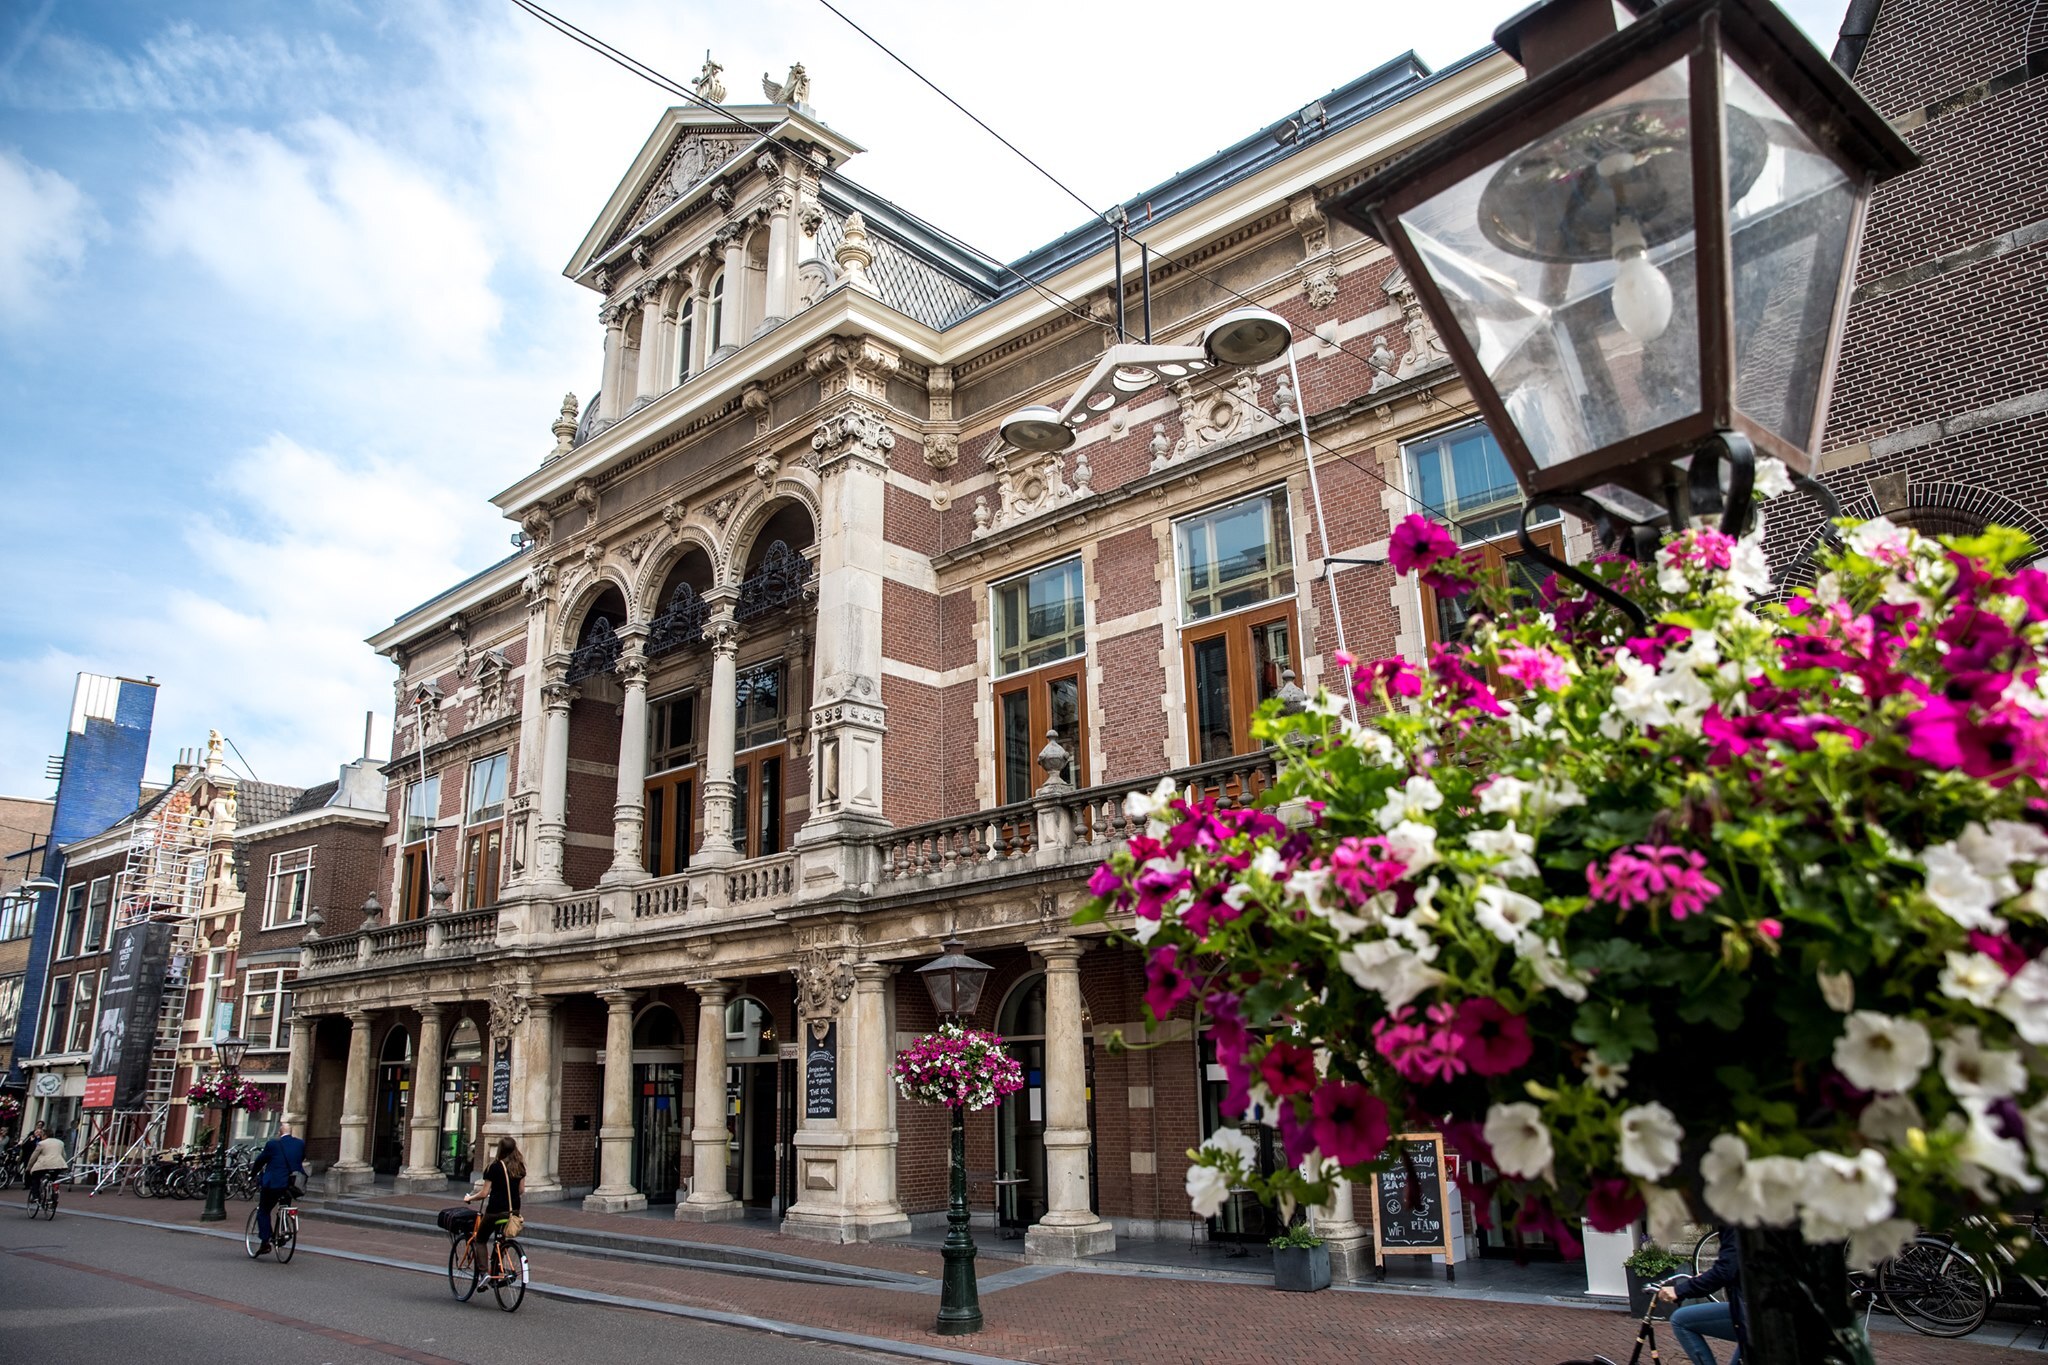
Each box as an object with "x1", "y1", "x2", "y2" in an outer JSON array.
[{"x1": 87, "y1": 921, "x2": 174, "y2": 1111}]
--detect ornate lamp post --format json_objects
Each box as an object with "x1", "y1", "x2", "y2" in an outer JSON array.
[
  {"x1": 1328, "y1": 0, "x2": 1915, "y2": 607},
  {"x1": 200, "y1": 1034, "x2": 249, "y2": 1223},
  {"x1": 915, "y1": 939, "x2": 994, "y2": 1336}
]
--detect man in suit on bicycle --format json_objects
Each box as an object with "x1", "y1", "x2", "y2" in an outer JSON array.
[{"x1": 253, "y1": 1122, "x2": 305, "y2": 1254}]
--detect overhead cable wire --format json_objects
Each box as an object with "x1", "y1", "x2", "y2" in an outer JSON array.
[{"x1": 505, "y1": 0, "x2": 1110, "y2": 334}]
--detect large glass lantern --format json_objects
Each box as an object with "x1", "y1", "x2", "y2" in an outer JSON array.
[
  {"x1": 1329, "y1": 0, "x2": 1914, "y2": 502},
  {"x1": 917, "y1": 939, "x2": 994, "y2": 1022}
]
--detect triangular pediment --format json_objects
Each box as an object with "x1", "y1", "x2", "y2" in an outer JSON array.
[{"x1": 565, "y1": 105, "x2": 864, "y2": 285}]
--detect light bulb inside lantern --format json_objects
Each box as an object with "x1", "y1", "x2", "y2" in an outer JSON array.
[{"x1": 1609, "y1": 216, "x2": 1673, "y2": 341}]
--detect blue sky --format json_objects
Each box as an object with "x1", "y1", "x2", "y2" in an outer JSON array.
[{"x1": 0, "y1": 0, "x2": 1851, "y2": 799}]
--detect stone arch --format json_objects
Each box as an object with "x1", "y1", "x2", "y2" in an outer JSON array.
[
  {"x1": 380, "y1": 1021, "x2": 414, "y2": 1063},
  {"x1": 631, "y1": 1000, "x2": 687, "y2": 1050},
  {"x1": 1781, "y1": 479, "x2": 2048, "y2": 589},
  {"x1": 554, "y1": 569, "x2": 634, "y2": 654},
  {"x1": 723, "y1": 483, "x2": 820, "y2": 588},
  {"x1": 632, "y1": 522, "x2": 726, "y2": 614}
]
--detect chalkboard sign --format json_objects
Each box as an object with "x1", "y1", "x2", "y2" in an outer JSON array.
[
  {"x1": 805, "y1": 1022, "x2": 838, "y2": 1120},
  {"x1": 1371, "y1": 1132, "x2": 1456, "y2": 1279},
  {"x1": 490, "y1": 1040, "x2": 513, "y2": 1115}
]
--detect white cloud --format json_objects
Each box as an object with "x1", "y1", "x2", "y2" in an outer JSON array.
[
  {"x1": 141, "y1": 117, "x2": 503, "y2": 361},
  {"x1": 0, "y1": 147, "x2": 97, "y2": 321},
  {"x1": 0, "y1": 21, "x2": 363, "y2": 112}
]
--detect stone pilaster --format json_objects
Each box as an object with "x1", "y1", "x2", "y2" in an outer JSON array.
[
  {"x1": 1025, "y1": 938, "x2": 1115, "y2": 1260},
  {"x1": 601, "y1": 631, "x2": 653, "y2": 885},
  {"x1": 586, "y1": 989, "x2": 647, "y2": 1211},
  {"x1": 328, "y1": 1008, "x2": 375, "y2": 1192},
  {"x1": 677, "y1": 979, "x2": 742, "y2": 1222},
  {"x1": 396, "y1": 1004, "x2": 449, "y2": 1193}
]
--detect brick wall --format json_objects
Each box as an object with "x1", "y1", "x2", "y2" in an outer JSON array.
[{"x1": 557, "y1": 995, "x2": 604, "y2": 1189}]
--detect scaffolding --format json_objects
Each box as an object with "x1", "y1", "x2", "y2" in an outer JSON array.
[{"x1": 110, "y1": 787, "x2": 211, "y2": 1119}]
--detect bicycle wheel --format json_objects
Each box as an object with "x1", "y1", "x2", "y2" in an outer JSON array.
[
  {"x1": 244, "y1": 1209, "x2": 265, "y2": 1258},
  {"x1": 448, "y1": 1237, "x2": 480, "y2": 1301},
  {"x1": 1690, "y1": 1229, "x2": 1727, "y2": 1303},
  {"x1": 39, "y1": 1185, "x2": 56, "y2": 1220},
  {"x1": 274, "y1": 1211, "x2": 297, "y2": 1265},
  {"x1": 492, "y1": 1238, "x2": 527, "y2": 1312},
  {"x1": 23, "y1": 1185, "x2": 35, "y2": 1218},
  {"x1": 1879, "y1": 1235, "x2": 1993, "y2": 1338}
]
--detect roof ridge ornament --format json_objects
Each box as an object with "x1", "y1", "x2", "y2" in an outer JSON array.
[{"x1": 693, "y1": 51, "x2": 725, "y2": 104}]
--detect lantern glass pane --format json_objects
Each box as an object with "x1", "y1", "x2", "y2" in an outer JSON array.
[
  {"x1": 922, "y1": 969, "x2": 957, "y2": 1016},
  {"x1": 1399, "y1": 58, "x2": 1707, "y2": 471},
  {"x1": 954, "y1": 969, "x2": 988, "y2": 1018},
  {"x1": 1724, "y1": 56, "x2": 1862, "y2": 460}
]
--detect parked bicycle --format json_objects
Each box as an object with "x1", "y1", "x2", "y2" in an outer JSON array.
[
  {"x1": 441, "y1": 1206, "x2": 527, "y2": 1312},
  {"x1": 0, "y1": 1146, "x2": 24, "y2": 1190},
  {"x1": 1876, "y1": 1211, "x2": 2048, "y2": 1341}
]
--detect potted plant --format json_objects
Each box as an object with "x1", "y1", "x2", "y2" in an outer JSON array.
[
  {"x1": 1270, "y1": 1222, "x2": 1331, "y2": 1292},
  {"x1": 1624, "y1": 1244, "x2": 1684, "y2": 1317}
]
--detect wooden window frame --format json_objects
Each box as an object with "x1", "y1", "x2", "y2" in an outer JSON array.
[
  {"x1": 57, "y1": 883, "x2": 86, "y2": 959},
  {"x1": 732, "y1": 745, "x2": 788, "y2": 860},
  {"x1": 462, "y1": 826, "x2": 503, "y2": 911},
  {"x1": 40, "y1": 972, "x2": 72, "y2": 1056},
  {"x1": 264, "y1": 847, "x2": 315, "y2": 930},
  {"x1": 1180, "y1": 600, "x2": 1299, "y2": 764},
  {"x1": 465, "y1": 752, "x2": 508, "y2": 826},
  {"x1": 399, "y1": 842, "x2": 430, "y2": 922},
  {"x1": 644, "y1": 765, "x2": 698, "y2": 877},
  {"x1": 992, "y1": 556, "x2": 1086, "y2": 679},
  {"x1": 1419, "y1": 523, "x2": 1569, "y2": 648},
  {"x1": 993, "y1": 661, "x2": 1088, "y2": 805}
]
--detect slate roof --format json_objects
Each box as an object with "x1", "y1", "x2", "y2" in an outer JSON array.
[
  {"x1": 234, "y1": 781, "x2": 305, "y2": 828},
  {"x1": 285, "y1": 781, "x2": 340, "y2": 816}
]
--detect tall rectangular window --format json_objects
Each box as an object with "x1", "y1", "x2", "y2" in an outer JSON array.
[
  {"x1": 403, "y1": 775, "x2": 441, "y2": 845},
  {"x1": 463, "y1": 827, "x2": 503, "y2": 910},
  {"x1": 649, "y1": 691, "x2": 698, "y2": 774},
  {"x1": 67, "y1": 969, "x2": 101, "y2": 1054},
  {"x1": 40, "y1": 974, "x2": 71, "y2": 1056},
  {"x1": 198, "y1": 951, "x2": 227, "y2": 1044},
  {"x1": 265, "y1": 848, "x2": 315, "y2": 929},
  {"x1": 1175, "y1": 490, "x2": 1298, "y2": 762},
  {"x1": 243, "y1": 969, "x2": 292, "y2": 1051},
  {"x1": 734, "y1": 663, "x2": 784, "y2": 751},
  {"x1": 83, "y1": 877, "x2": 113, "y2": 953},
  {"x1": 0, "y1": 891, "x2": 37, "y2": 941},
  {"x1": 992, "y1": 557, "x2": 1088, "y2": 803},
  {"x1": 400, "y1": 774, "x2": 441, "y2": 921},
  {"x1": 1404, "y1": 422, "x2": 1562, "y2": 546},
  {"x1": 1175, "y1": 487, "x2": 1293, "y2": 622},
  {"x1": 993, "y1": 558, "x2": 1085, "y2": 676},
  {"x1": 732, "y1": 662, "x2": 789, "y2": 859},
  {"x1": 58, "y1": 883, "x2": 87, "y2": 958},
  {"x1": 466, "y1": 752, "x2": 508, "y2": 824}
]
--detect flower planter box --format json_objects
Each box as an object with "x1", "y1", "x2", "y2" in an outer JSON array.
[
  {"x1": 1273, "y1": 1243, "x2": 1331, "y2": 1293},
  {"x1": 1625, "y1": 1267, "x2": 1660, "y2": 1318}
]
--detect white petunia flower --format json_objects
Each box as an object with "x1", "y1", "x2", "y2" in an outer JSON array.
[
  {"x1": 1125, "y1": 775, "x2": 1179, "y2": 822},
  {"x1": 1186, "y1": 1161, "x2": 1233, "y2": 1217},
  {"x1": 1997, "y1": 958, "x2": 2048, "y2": 1045},
  {"x1": 1382, "y1": 820, "x2": 1439, "y2": 873},
  {"x1": 1336, "y1": 939, "x2": 1445, "y2": 1013},
  {"x1": 1952, "y1": 1098, "x2": 2043, "y2": 1199},
  {"x1": 1340, "y1": 719, "x2": 1397, "y2": 764},
  {"x1": 1939, "y1": 1026, "x2": 2028, "y2": 1099},
  {"x1": 1467, "y1": 822, "x2": 1539, "y2": 880},
  {"x1": 1618, "y1": 1102, "x2": 1683, "y2": 1181},
  {"x1": 1473, "y1": 883, "x2": 1545, "y2": 944},
  {"x1": 1701, "y1": 1134, "x2": 1807, "y2": 1228},
  {"x1": 1374, "y1": 774, "x2": 1444, "y2": 831},
  {"x1": 1287, "y1": 867, "x2": 1333, "y2": 921},
  {"x1": 1483, "y1": 1102, "x2": 1554, "y2": 1182},
  {"x1": 1847, "y1": 1219, "x2": 1918, "y2": 1271},
  {"x1": 1798, "y1": 1148, "x2": 1898, "y2": 1243},
  {"x1": 1250, "y1": 846, "x2": 1286, "y2": 880},
  {"x1": 1519, "y1": 932, "x2": 1589, "y2": 1002},
  {"x1": 1613, "y1": 651, "x2": 1674, "y2": 729},
  {"x1": 1582, "y1": 1054, "x2": 1629, "y2": 1098},
  {"x1": 1478, "y1": 775, "x2": 1531, "y2": 816},
  {"x1": 1727, "y1": 536, "x2": 1773, "y2": 599},
  {"x1": 1940, "y1": 951, "x2": 2010, "y2": 1008},
  {"x1": 1304, "y1": 689, "x2": 1345, "y2": 719},
  {"x1": 1920, "y1": 841, "x2": 2014, "y2": 931},
  {"x1": 1754, "y1": 456, "x2": 1793, "y2": 500},
  {"x1": 1527, "y1": 777, "x2": 1585, "y2": 818},
  {"x1": 1858, "y1": 1093, "x2": 1925, "y2": 1148},
  {"x1": 1222, "y1": 881, "x2": 1257, "y2": 912},
  {"x1": 1846, "y1": 516, "x2": 1913, "y2": 562},
  {"x1": 1832, "y1": 1011, "x2": 1933, "y2": 1094},
  {"x1": 1132, "y1": 915, "x2": 1163, "y2": 945},
  {"x1": 1201, "y1": 1125, "x2": 1260, "y2": 1166},
  {"x1": 1817, "y1": 969, "x2": 1856, "y2": 1013}
]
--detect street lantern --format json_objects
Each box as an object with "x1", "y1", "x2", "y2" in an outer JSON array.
[
  {"x1": 201, "y1": 1035, "x2": 250, "y2": 1222},
  {"x1": 916, "y1": 938, "x2": 994, "y2": 1022},
  {"x1": 214, "y1": 1035, "x2": 249, "y2": 1070},
  {"x1": 1327, "y1": 0, "x2": 1915, "y2": 521}
]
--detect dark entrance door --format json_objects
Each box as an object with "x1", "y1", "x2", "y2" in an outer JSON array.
[
  {"x1": 440, "y1": 1017, "x2": 483, "y2": 1180},
  {"x1": 722, "y1": 997, "x2": 779, "y2": 1213},
  {"x1": 997, "y1": 974, "x2": 1049, "y2": 1231},
  {"x1": 372, "y1": 1027, "x2": 413, "y2": 1177},
  {"x1": 633, "y1": 1062, "x2": 684, "y2": 1203},
  {"x1": 1199, "y1": 1031, "x2": 1280, "y2": 1243}
]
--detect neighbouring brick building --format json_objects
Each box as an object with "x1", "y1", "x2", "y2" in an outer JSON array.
[
  {"x1": 0, "y1": 794, "x2": 55, "y2": 1118},
  {"x1": 282, "y1": 0, "x2": 2024, "y2": 1272},
  {"x1": 1766, "y1": 0, "x2": 2048, "y2": 570}
]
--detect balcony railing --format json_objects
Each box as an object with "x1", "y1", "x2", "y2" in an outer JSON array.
[
  {"x1": 299, "y1": 906, "x2": 503, "y2": 973},
  {"x1": 566, "y1": 617, "x2": 623, "y2": 682},
  {"x1": 727, "y1": 855, "x2": 795, "y2": 905},
  {"x1": 735, "y1": 541, "x2": 811, "y2": 623},
  {"x1": 645, "y1": 582, "x2": 709, "y2": 660}
]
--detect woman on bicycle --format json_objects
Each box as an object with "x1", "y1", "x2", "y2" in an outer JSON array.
[{"x1": 463, "y1": 1137, "x2": 524, "y2": 1261}]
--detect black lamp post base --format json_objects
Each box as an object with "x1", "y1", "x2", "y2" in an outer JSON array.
[{"x1": 935, "y1": 1104, "x2": 982, "y2": 1335}]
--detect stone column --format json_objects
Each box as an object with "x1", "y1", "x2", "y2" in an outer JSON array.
[
  {"x1": 1316, "y1": 1177, "x2": 1373, "y2": 1283},
  {"x1": 761, "y1": 187, "x2": 794, "y2": 329},
  {"x1": 783, "y1": 961, "x2": 910, "y2": 1243},
  {"x1": 677, "y1": 979, "x2": 741, "y2": 1222},
  {"x1": 282, "y1": 1014, "x2": 315, "y2": 1131},
  {"x1": 598, "y1": 307, "x2": 628, "y2": 422},
  {"x1": 601, "y1": 632, "x2": 652, "y2": 885},
  {"x1": 397, "y1": 1004, "x2": 448, "y2": 1193},
  {"x1": 586, "y1": 989, "x2": 647, "y2": 1212},
  {"x1": 330, "y1": 1009, "x2": 375, "y2": 1192},
  {"x1": 535, "y1": 672, "x2": 576, "y2": 892},
  {"x1": 696, "y1": 612, "x2": 740, "y2": 866},
  {"x1": 633, "y1": 289, "x2": 665, "y2": 406},
  {"x1": 712, "y1": 227, "x2": 747, "y2": 361},
  {"x1": 1025, "y1": 938, "x2": 1115, "y2": 1260},
  {"x1": 517, "y1": 995, "x2": 564, "y2": 1201}
]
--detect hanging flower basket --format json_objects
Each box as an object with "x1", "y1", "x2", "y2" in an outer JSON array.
[
  {"x1": 1084, "y1": 478, "x2": 2048, "y2": 1301},
  {"x1": 893, "y1": 1023, "x2": 1026, "y2": 1111},
  {"x1": 186, "y1": 1071, "x2": 270, "y2": 1112},
  {"x1": 0, "y1": 1094, "x2": 19, "y2": 1122}
]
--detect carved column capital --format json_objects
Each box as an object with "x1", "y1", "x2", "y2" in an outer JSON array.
[
  {"x1": 1029, "y1": 934, "x2": 1087, "y2": 966},
  {"x1": 810, "y1": 405, "x2": 896, "y2": 470}
]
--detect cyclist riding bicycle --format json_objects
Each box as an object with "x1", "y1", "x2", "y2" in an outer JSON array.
[
  {"x1": 462, "y1": 1136, "x2": 524, "y2": 1272},
  {"x1": 253, "y1": 1121, "x2": 306, "y2": 1255},
  {"x1": 24, "y1": 1124, "x2": 68, "y2": 1206}
]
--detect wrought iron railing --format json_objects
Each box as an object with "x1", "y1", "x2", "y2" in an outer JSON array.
[
  {"x1": 735, "y1": 540, "x2": 812, "y2": 623},
  {"x1": 645, "y1": 582, "x2": 710, "y2": 659},
  {"x1": 566, "y1": 617, "x2": 622, "y2": 682}
]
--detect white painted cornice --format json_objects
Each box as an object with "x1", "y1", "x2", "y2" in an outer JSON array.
[{"x1": 366, "y1": 556, "x2": 529, "y2": 656}]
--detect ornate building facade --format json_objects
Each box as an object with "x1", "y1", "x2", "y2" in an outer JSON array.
[{"x1": 284, "y1": 48, "x2": 1569, "y2": 1263}]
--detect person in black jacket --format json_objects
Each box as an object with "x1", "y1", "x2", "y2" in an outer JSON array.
[{"x1": 1658, "y1": 1227, "x2": 1745, "y2": 1365}]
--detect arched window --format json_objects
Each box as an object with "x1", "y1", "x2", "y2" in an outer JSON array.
[
  {"x1": 676, "y1": 297, "x2": 695, "y2": 383},
  {"x1": 707, "y1": 272, "x2": 724, "y2": 353}
]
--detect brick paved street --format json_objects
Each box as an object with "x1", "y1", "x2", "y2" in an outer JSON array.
[{"x1": 67, "y1": 1192, "x2": 2031, "y2": 1364}]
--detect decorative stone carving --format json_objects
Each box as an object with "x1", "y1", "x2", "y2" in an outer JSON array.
[
  {"x1": 833, "y1": 211, "x2": 876, "y2": 294},
  {"x1": 630, "y1": 242, "x2": 649, "y2": 269},
  {"x1": 973, "y1": 446, "x2": 1088, "y2": 539},
  {"x1": 660, "y1": 495, "x2": 686, "y2": 529},
  {"x1": 693, "y1": 52, "x2": 725, "y2": 103},
  {"x1": 924, "y1": 432, "x2": 958, "y2": 471},
  {"x1": 621, "y1": 530, "x2": 655, "y2": 566},
  {"x1": 471, "y1": 648, "x2": 513, "y2": 725},
  {"x1": 1275, "y1": 367, "x2": 1299, "y2": 424},
  {"x1": 580, "y1": 542, "x2": 602, "y2": 567},
  {"x1": 753, "y1": 452, "x2": 778, "y2": 484},
  {"x1": 794, "y1": 258, "x2": 835, "y2": 310},
  {"x1": 1154, "y1": 370, "x2": 1278, "y2": 470},
  {"x1": 972, "y1": 495, "x2": 991, "y2": 534},
  {"x1": 1291, "y1": 195, "x2": 1341, "y2": 309},
  {"x1": 762, "y1": 61, "x2": 811, "y2": 109},
  {"x1": 573, "y1": 479, "x2": 598, "y2": 513},
  {"x1": 625, "y1": 131, "x2": 751, "y2": 235},
  {"x1": 519, "y1": 504, "x2": 554, "y2": 549},
  {"x1": 1149, "y1": 423, "x2": 1171, "y2": 464},
  {"x1": 796, "y1": 949, "x2": 855, "y2": 1021},
  {"x1": 755, "y1": 149, "x2": 782, "y2": 180},
  {"x1": 549, "y1": 394, "x2": 579, "y2": 461},
  {"x1": 1383, "y1": 268, "x2": 1451, "y2": 380},
  {"x1": 1367, "y1": 334, "x2": 1400, "y2": 391},
  {"x1": 797, "y1": 202, "x2": 824, "y2": 237},
  {"x1": 810, "y1": 406, "x2": 896, "y2": 468},
  {"x1": 488, "y1": 982, "x2": 529, "y2": 1039},
  {"x1": 710, "y1": 493, "x2": 740, "y2": 528},
  {"x1": 804, "y1": 334, "x2": 898, "y2": 402},
  {"x1": 522, "y1": 559, "x2": 556, "y2": 603}
]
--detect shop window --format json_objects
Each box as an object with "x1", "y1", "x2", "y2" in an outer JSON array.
[{"x1": 265, "y1": 848, "x2": 314, "y2": 929}]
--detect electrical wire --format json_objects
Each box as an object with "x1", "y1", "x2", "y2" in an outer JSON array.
[
  {"x1": 810, "y1": 0, "x2": 1485, "y2": 425},
  {"x1": 504, "y1": 0, "x2": 1110, "y2": 335}
]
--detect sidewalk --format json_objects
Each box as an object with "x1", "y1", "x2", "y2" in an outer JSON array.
[{"x1": 71, "y1": 1190, "x2": 2029, "y2": 1364}]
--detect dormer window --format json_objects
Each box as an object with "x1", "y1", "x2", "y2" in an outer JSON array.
[{"x1": 677, "y1": 297, "x2": 695, "y2": 382}]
